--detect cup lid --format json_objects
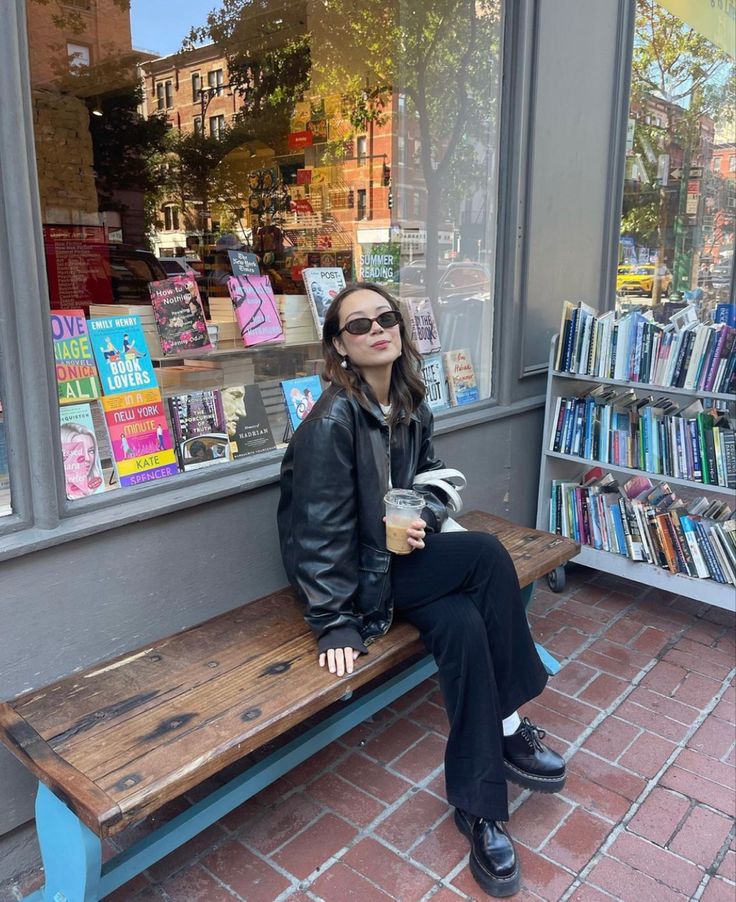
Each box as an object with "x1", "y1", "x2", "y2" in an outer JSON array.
[{"x1": 384, "y1": 489, "x2": 425, "y2": 508}]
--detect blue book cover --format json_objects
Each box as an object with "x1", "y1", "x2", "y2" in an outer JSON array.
[
  {"x1": 281, "y1": 376, "x2": 323, "y2": 431},
  {"x1": 714, "y1": 304, "x2": 736, "y2": 328},
  {"x1": 89, "y1": 315, "x2": 158, "y2": 396}
]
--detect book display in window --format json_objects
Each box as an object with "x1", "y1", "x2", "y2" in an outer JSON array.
[
  {"x1": 59, "y1": 402, "x2": 106, "y2": 500},
  {"x1": 443, "y1": 348, "x2": 480, "y2": 406},
  {"x1": 302, "y1": 267, "x2": 346, "y2": 335},
  {"x1": 148, "y1": 276, "x2": 212, "y2": 356},
  {"x1": 222, "y1": 384, "x2": 277, "y2": 458},
  {"x1": 100, "y1": 389, "x2": 179, "y2": 487},
  {"x1": 537, "y1": 303, "x2": 735, "y2": 610},
  {"x1": 226, "y1": 274, "x2": 284, "y2": 347},
  {"x1": 50, "y1": 309, "x2": 101, "y2": 404},
  {"x1": 89, "y1": 315, "x2": 159, "y2": 395},
  {"x1": 168, "y1": 390, "x2": 230, "y2": 470}
]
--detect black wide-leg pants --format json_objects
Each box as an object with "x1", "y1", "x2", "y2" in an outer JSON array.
[{"x1": 391, "y1": 531, "x2": 548, "y2": 822}]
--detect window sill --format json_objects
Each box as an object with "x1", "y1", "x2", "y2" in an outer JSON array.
[{"x1": 0, "y1": 394, "x2": 545, "y2": 563}]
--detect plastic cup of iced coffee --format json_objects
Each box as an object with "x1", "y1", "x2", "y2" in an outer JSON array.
[{"x1": 384, "y1": 489, "x2": 425, "y2": 554}]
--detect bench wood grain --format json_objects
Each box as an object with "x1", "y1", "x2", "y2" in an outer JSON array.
[{"x1": 0, "y1": 512, "x2": 578, "y2": 838}]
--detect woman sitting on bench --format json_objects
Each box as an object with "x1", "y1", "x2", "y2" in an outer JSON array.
[{"x1": 278, "y1": 283, "x2": 566, "y2": 898}]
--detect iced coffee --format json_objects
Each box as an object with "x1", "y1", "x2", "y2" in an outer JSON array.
[{"x1": 384, "y1": 489, "x2": 425, "y2": 554}]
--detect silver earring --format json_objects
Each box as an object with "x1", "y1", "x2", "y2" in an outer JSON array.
[{"x1": 340, "y1": 356, "x2": 349, "y2": 369}]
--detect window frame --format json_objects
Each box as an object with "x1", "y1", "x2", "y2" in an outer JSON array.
[
  {"x1": 209, "y1": 113, "x2": 226, "y2": 139},
  {"x1": 192, "y1": 72, "x2": 201, "y2": 103},
  {"x1": 0, "y1": 0, "x2": 539, "y2": 555}
]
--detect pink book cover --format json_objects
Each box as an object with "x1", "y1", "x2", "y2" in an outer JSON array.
[{"x1": 227, "y1": 274, "x2": 284, "y2": 347}]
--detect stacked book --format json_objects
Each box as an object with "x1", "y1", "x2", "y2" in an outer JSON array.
[
  {"x1": 549, "y1": 391, "x2": 736, "y2": 488},
  {"x1": 277, "y1": 294, "x2": 319, "y2": 345},
  {"x1": 157, "y1": 366, "x2": 222, "y2": 392},
  {"x1": 556, "y1": 302, "x2": 736, "y2": 394},
  {"x1": 89, "y1": 304, "x2": 163, "y2": 356},
  {"x1": 550, "y1": 468, "x2": 736, "y2": 584},
  {"x1": 214, "y1": 356, "x2": 256, "y2": 389},
  {"x1": 207, "y1": 297, "x2": 240, "y2": 343}
]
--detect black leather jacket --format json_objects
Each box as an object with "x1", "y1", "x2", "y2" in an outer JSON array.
[{"x1": 277, "y1": 384, "x2": 449, "y2": 649}]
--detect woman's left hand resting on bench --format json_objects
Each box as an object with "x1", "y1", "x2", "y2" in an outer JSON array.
[{"x1": 318, "y1": 520, "x2": 426, "y2": 676}]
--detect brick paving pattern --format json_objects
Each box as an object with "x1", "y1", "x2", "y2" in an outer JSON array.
[{"x1": 2, "y1": 565, "x2": 734, "y2": 901}]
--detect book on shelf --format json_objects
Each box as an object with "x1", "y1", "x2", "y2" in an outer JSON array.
[
  {"x1": 167, "y1": 390, "x2": 230, "y2": 470},
  {"x1": 148, "y1": 276, "x2": 212, "y2": 356},
  {"x1": 88, "y1": 315, "x2": 158, "y2": 395},
  {"x1": 401, "y1": 298, "x2": 441, "y2": 355},
  {"x1": 59, "y1": 402, "x2": 107, "y2": 500},
  {"x1": 302, "y1": 268, "x2": 346, "y2": 335},
  {"x1": 550, "y1": 469, "x2": 735, "y2": 584},
  {"x1": 280, "y1": 375, "x2": 323, "y2": 432},
  {"x1": 50, "y1": 309, "x2": 101, "y2": 405},
  {"x1": 227, "y1": 274, "x2": 284, "y2": 347},
  {"x1": 553, "y1": 303, "x2": 736, "y2": 395},
  {"x1": 443, "y1": 349, "x2": 480, "y2": 406},
  {"x1": 420, "y1": 353, "x2": 449, "y2": 411},
  {"x1": 221, "y1": 384, "x2": 276, "y2": 458},
  {"x1": 100, "y1": 388, "x2": 179, "y2": 487}
]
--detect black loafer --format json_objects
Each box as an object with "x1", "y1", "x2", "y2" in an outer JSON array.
[
  {"x1": 503, "y1": 717, "x2": 566, "y2": 793},
  {"x1": 455, "y1": 809, "x2": 521, "y2": 898}
]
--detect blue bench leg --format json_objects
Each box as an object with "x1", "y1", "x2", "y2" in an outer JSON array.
[
  {"x1": 521, "y1": 582, "x2": 561, "y2": 676},
  {"x1": 32, "y1": 783, "x2": 102, "y2": 902}
]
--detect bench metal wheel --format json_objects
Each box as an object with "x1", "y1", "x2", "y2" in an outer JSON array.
[{"x1": 547, "y1": 566, "x2": 566, "y2": 593}]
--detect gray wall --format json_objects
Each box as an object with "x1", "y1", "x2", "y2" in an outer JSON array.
[{"x1": 0, "y1": 0, "x2": 632, "y2": 883}]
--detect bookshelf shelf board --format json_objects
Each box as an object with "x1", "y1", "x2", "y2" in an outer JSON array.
[
  {"x1": 151, "y1": 339, "x2": 321, "y2": 364},
  {"x1": 546, "y1": 451, "x2": 736, "y2": 498},
  {"x1": 572, "y1": 544, "x2": 736, "y2": 612},
  {"x1": 550, "y1": 369, "x2": 734, "y2": 405}
]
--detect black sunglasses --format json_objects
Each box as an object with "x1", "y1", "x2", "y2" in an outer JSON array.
[{"x1": 338, "y1": 310, "x2": 402, "y2": 336}]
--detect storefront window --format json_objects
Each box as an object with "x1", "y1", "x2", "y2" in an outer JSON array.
[
  {"x1": 25, "y1": 0, "x2": 503, "y2": 501},
  {"x1": 617, "y1": 0, "x2": 735, "y2": 318}
]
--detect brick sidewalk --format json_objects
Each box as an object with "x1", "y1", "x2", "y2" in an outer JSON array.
[{"x1": 3, "y1": 565, "x2": 735, "y2": 902}]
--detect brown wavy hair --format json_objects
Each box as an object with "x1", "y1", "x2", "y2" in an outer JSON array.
[{"x1": 322, "y1": 282, "x2": 425, "y2": 421}]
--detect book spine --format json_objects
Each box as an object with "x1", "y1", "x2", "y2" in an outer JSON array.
[
  {"x1": 702, "y1": 327, "x2": 729, "y2": 392},
  {"x1": 654, "y1": 514, "x2": 678, "y2": 573},
  {"x1": 722, "y1": 430, "x2": 736, "y2": 490},
  {"x1": 688, "y1": 419, "x2": 703, "y2": 482},
  {"x1": 695, "y1": 521, "x2": 726, "y2": 583},
  {"x1": 680, "y1": 516, "x2": 710, "y2": 578}
]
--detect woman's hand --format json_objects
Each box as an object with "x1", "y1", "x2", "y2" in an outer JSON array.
[
  {"x1": 406, "y1": 518, "x2": 427, "y2": 551},
  {"x1": 319, "y1": 646, "x2": 360, "y2": 676}
]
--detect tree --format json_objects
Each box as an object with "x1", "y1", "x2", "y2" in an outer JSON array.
[
  {"x1": 186, "y1": 0, "x2": 502, "y2": 299},
  {"x1": 627, "y1": 0, "x2": 735, "y2": 296}
]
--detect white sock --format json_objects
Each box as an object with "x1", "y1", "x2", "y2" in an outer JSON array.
[{"x1": 502, "y1": 711, "x2": 521, "y2": 736}]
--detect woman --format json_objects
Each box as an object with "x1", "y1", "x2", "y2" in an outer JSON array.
[{"x1": 278, "y1": 283, "x2": 565, "y2": 898}]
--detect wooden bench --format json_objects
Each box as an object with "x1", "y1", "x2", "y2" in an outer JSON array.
[{"x1": 0, "y1": 512, "x2": 577, "y2": 902}]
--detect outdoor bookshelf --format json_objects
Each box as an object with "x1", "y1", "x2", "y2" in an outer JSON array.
[{"x1": 536, "y1": 336, "x2": 736, "y2": 611}]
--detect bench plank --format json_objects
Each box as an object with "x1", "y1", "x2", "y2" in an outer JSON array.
[{"x1": 0, "y1": 512, "x2": 578, "y2": 837}]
